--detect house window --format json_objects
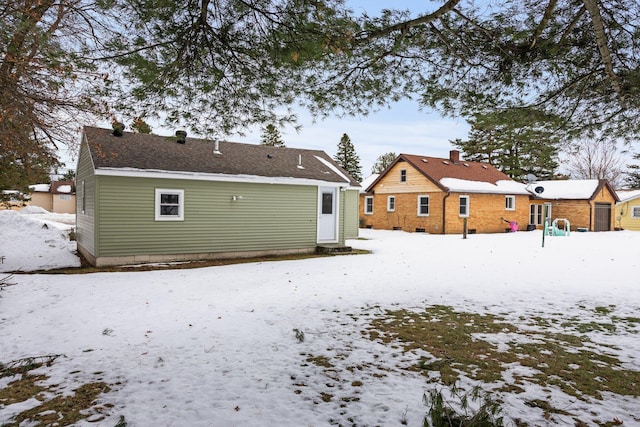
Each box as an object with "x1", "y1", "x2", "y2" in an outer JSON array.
[
  {"x1": 418, "y1": 195, "x2": 429, "y2": 216},
  {"x1": 632, "y1": 206, "x2": 640, "y2": 218},
  {"x1": 530, "y1": 203, "x2": 551, "y2": 225},
  {"x1": 155, "y1": 189, "x2": 184, "y2": 221},
  {"x1": 459, "y1": 195, "x2": 469, "y2": 217},
  {"x1": 81, "y1": 181, "x2": 86, "y2": 214},
  {"x1": 387, "y1": 196, "x2": 395, "y2": 212},
  {"x1": 505, "y1": 195, "x2": 515, "y2": 211},
  {"x1": 400, "y1": 169, "x2": 407, "y2": 182},
  {"x1": 60, "y1": 194, "x2": 71, "y2": 201},
  {"x1": 364, "y1": 196, "x2": 374, "y2": 215}
]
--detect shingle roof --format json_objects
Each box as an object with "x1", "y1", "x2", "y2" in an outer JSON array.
[
  {"x1": 83, "y1": 126, "x2": 359, "y2": 186},
  {"x1": 365, "y1": 152, "x2": 524, "y2": 193},
  {"x1": 401, "y1": 153, "x2": 513, "y2": 186},
  {"x1": 50, "y1": 181, "x2": 75, "y2": 194}
]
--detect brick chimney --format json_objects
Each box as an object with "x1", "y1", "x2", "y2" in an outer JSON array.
[{"x1": 449, "y1": 150, "x2": 460, "y2": 163}]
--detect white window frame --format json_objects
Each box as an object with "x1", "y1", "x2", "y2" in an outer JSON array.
[
  {"x1": 155, "y1": 189, "x2": 185, "y2": 221},
  {"x1": 505, "y1": 195, "x2": 515, "y2": 211},
  {"x1": 364, "y1": 196, "x2": 374, "y2": 215},
  {"x1": 59, "y1": 194, "x2": 72, "y2": 201},
  {"x1": 417, "y1": 195, "x2": 429, "y2": 216},
  {"x1": 459, "y1": 195, "x2": 469, "y2": 217},
  {"x1": 387, "y1": 195, "x2": 396, "y2": 212},
  {"x1": 632, "y1": 206, "x2": 640, "y2": 218},
  {"x1": 400, "y1": 169, "x2": 407, "y2": 182}
]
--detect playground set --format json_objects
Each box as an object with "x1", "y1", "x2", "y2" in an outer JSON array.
[{"x1": 545, "y1": 218, "x2": 571, "y2": 236}]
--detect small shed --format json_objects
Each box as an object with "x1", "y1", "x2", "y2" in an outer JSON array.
[
  {"x1": 75, "y1": 126, "x2": 360, "y2": 267},
  {"x1": 615, "y1": 189, "x2": 640, "y2": 231},
  {"x1": 525, "y1": 179, "x2": 619, "y2": 231}
]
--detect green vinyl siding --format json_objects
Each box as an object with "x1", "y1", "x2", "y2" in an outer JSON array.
[
  {"x1": 75, "y1": 141, "x2": 96, "y2": 255},
  {"x1": 343, "y1": 189, "x2": 359, "y2": 239},
  {"x1": 94, "y1": 176, "x2": 320, "y2": 257}
]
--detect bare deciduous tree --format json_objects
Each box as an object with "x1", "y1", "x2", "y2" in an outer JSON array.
[{"x1": 564, "y1": 139, "x2": 627, "y2": 187}]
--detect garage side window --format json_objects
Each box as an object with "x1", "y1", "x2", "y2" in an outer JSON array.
[
  {"x1": 155, "y1": 189, "x2": 184, "y2": 221},
  {"x1": 633, "y1": 206, "x2": 640, "y2": 218}
]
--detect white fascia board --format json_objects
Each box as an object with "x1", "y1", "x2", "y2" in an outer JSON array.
[
  {"x1": 94, "y1": 167, "x2": 347, "y2": 188},
  {"x1": 313, "y1": 155, "x2": 352, "y2": 184}
]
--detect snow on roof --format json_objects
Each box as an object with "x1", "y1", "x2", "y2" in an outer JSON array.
[
  {"x1": 56, "y1": 185, "x2": 72, "y2": 194},
  {"x1": 360, "y1": 174, "x2": 379, "y2": 193},
  {"x1": 29, "y1": 183, "x2": 50, "y2": 192},
  {"x1": 525, "y1": 179, "x2": 599, "y2": 199},
  {"x1": 616, "y1": 189, "x2": 640, "y2": 202},
  {"x1": 440, "y1": 178, "x2": 529, "y2": 194}
]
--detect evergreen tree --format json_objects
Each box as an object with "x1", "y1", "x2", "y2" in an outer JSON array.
[
  {"x1": 333, "y1": 133, "x2": 362, "y2": 182},
  {"x1": 625, "y1": 153, "x2": 640, "y2": 188},
  {"x1": 131, "y1": 117, "x2": 153, "y2": 134},
  {"x1": 371, "y1": 153, "x2": 397, "y2": 174},
  {"x1": 260, "y1": 124, "x2": 286, "y2": 147},
  {"x1": 451, "y1": 109, "x2": 561, "y2": 181}
]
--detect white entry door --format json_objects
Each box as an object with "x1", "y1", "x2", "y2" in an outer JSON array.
[{"x1": 318, "y1": 187, "x2": 338, "y2": 242}]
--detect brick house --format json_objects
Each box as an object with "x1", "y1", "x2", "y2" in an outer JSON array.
[
  {"x1": 525, "y1": 179, "x2": 619, "y2": 231},
  {"x1": 360, "y1": 151, "x2": 530, "y2": 234}
]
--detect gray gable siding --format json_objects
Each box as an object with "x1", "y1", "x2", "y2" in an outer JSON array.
[{"x1": 94, "y1": 175, "x2": 319, "y2": 257}]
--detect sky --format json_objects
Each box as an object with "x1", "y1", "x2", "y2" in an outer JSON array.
[
  {"x1": 1, "y1": 209, "x2": 639, "y2": 426},
  {"x1": 56, "y1": 1, "x2": 470, "y2": 179}
]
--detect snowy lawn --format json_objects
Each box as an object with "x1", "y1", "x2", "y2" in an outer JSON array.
[{"x1": 1, "y1": 209, "x2": 639, "y2": 426}]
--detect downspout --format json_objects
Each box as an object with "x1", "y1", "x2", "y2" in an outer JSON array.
[
  {"x1": 442, "y1": 191, "x2": 451, "y2": 234},
  {"x1": 589, "y1": 201, "x2": 593, "y2": 231}
]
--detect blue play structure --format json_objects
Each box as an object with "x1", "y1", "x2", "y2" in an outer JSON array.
[{"x1": 544, "y1": 218, "x2": 570, "y2": 236}]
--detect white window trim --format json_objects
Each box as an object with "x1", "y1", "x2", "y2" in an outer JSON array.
[
  {"x1": 155, "y1": 189, "x2": 185, "y2": 221},
  {"x1": 364, "y1": 196, "x2": 374, "y2": 215},
  {"x1": 417, "y1": 195, "x2": 429, "y2": 216},
  {"x1": 505, "y1": 195, "x2": 515, "y2": 211},
  {"x1": 632, "y1": 206, "x2": 640, "y2": 219},
  {"x1": 459, "y1": 195, "x2": 470, "y2": 217},
  {"x1": 387, "y1": 196, "x2": 395, "y2": 212}
]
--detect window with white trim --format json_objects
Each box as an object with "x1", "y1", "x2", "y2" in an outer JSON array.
[
  {"x1": 387, "y1": 196, "x2": 395, "y2": 212},
  {"x1": 364, "y1": 196, "x2": 374, "y2": 214},
  {"x1": 155, "y1": 189, "x2": 184, "y2": 221},
  {"x1": 418, "y1": 195, "x2": 429, "y2": 216},
  {"x1": 59, "y1": 194, "x2": 71, "y2": 201},
  {"x1": 505, "y1": 195, "x2": 515, "y2": 211},
  {"x1": 400, "y1": 169, "x2": 407, "y2": 182},
  {"x1": 459, "y1": 195, "x2": 469, "y2": 217},
  {"x1": 632, "y1": 206, "x2": 640, "y2": 218}
]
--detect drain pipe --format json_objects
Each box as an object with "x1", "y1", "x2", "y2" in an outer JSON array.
[{"x1": 442, "y1": 192, "x2": 450, "y2": 234}]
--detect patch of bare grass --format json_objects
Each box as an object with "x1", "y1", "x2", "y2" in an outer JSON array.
[{"x1": 0, "y1": 356, "x2": 115, "y2": 426}]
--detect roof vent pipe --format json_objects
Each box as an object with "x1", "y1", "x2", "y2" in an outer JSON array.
[
  {"x1": 297, "y1": 154, "x2": 305, "y2": 169},
  {"x1": 176, "y1": 130, "x2": 187, "y2": 144},
  {"x1": 112, "y1": 122, "x2": 125, "y2": 137},
  {"x1": 214, "y1": 139, "x2": 221, "y2": 154}
]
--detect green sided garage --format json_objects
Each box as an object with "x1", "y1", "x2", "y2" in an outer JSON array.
[{"x1": 75, "y1": 126, "x2": 360, "y2": 267}]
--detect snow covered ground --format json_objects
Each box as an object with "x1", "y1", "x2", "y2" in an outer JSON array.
[{"x1": 0, "y1": 209, "x2": 639, "y2": 426}]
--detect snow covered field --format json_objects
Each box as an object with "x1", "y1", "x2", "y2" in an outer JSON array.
[{"x1": 1, "y1": 209, "x2": 639, "y2": 426}]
